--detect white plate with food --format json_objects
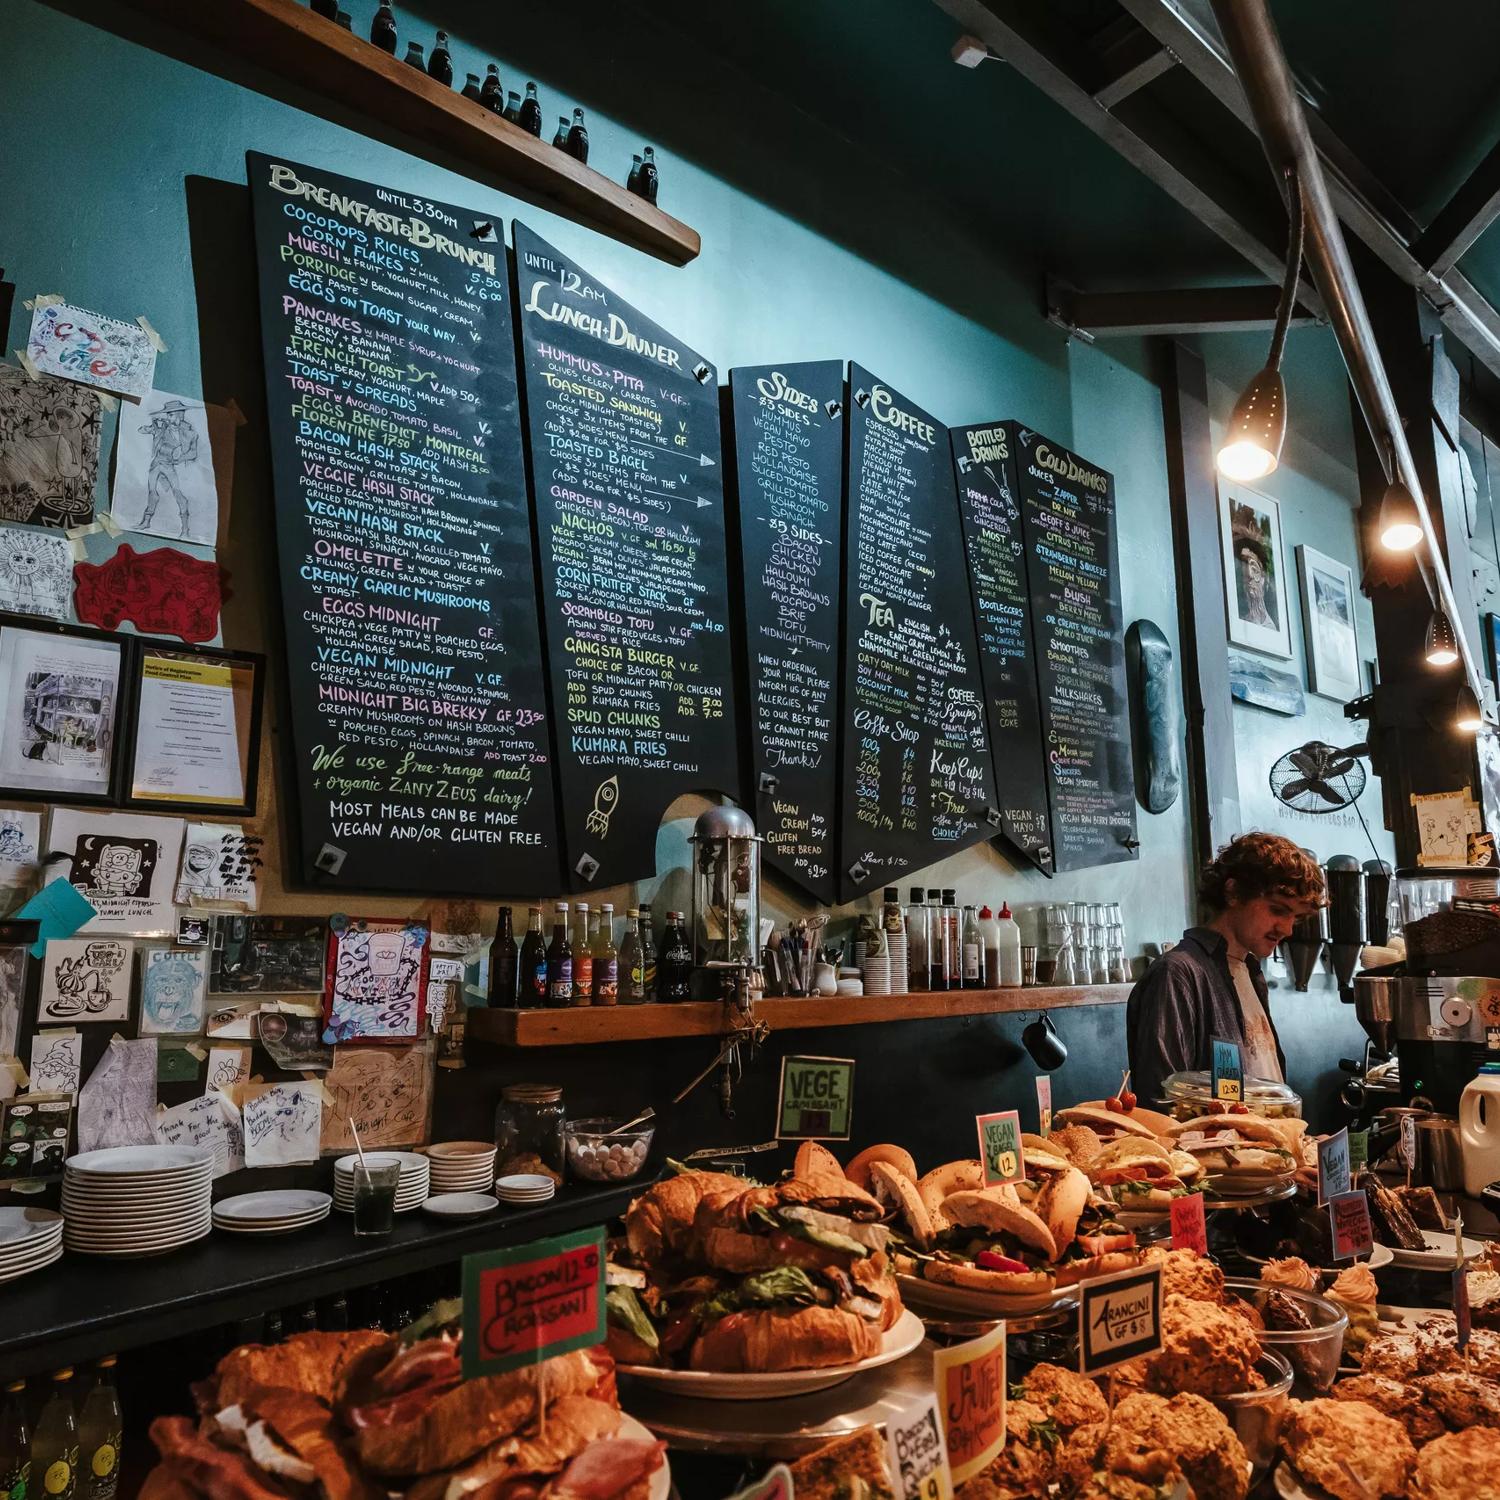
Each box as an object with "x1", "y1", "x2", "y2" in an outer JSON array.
[
  {"x1": 1383, "y1": 1229, "x2": 1485, "y2": 1269},
  {"x1": 618, "y1": 1308, "x2": 926, "y2": 1401},
  {"x1": 1237, "y1": 1242, "x2": 1395, "y2": 1275},
  {"x1": 896, "y1": 1272, "x2": 1076, "y2": 1318},
  {"x1": 617, "y1": 1414, "x2": 671, "y2": 1500}
]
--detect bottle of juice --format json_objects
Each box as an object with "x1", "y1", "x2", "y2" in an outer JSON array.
[
  {"x1": 592, "y1": 903, "x2": 618, "y2": 1005},
  {"x1": 544, "y1": 903, "x2": 572, "y2": 1009},
  {"x1": 570, "y1": 903, "x2": 593, "y2": 1006},
  {"x1": 31, "y1": 1369, "x2": 77, "y2": 1500},
  {"x1": 0, "y1": 1379, "x2": 30, "y2": 1500},
  {"x1": 77, "y1": 1360, "x2": 121, "y2": 1500},
  {"x1": 619, "y1": 909, "x2": 645, "y2": 1004}
]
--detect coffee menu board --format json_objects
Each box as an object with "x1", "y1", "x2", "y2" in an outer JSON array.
[
  {"x1": 839, "y1": 365, "x2": 996, "y2": 901},
  {"x1": 1014, "y1": 426, "x2": 1138, "y2": 871},
  {"x1": 951, "y1": 423, "x2": 1054, "y2": 874},
  {"x1": 247, "y1": 154, "x2": 560, "y2": 893},
  {"x1": 729, "y1": 362, "x2": 843, "y2": 903},
  {"x1": 512, "y1": 222, "x2": 739, "y2": 888}
]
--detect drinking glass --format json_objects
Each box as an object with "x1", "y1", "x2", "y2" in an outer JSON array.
[{"x1": 352, "y1": 1159, "x2": 400, "y2": 1236}]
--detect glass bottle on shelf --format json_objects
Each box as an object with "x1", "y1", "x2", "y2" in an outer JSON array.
[
  {"x1": 544, "y1": 902, "x2": 572, "y2": 1009},
  {"x1": 78, "y1": 1359, "x2": 121, "y2": 1500},
  {"x1": 638, "y1": 904, "x2": 658, "y2": 1001},
  {"x1": 518, "y1": 905, "x2": 547, "y2": 1009},
  {"x1": 641, "y1": 146, "x2": 660, "y2": 204},
  {"x1": 961, "y1": 905, "x2": 984, "y2": 989},
  {"x1": 402, "y1": 40, "x2": 424, "y2": 70},
  {"x1": 942, "y1": 890, "x2": 961, "y2": 989},
  {"x1": 570, "y1": 903, "x2": 593, "y2": 1006},
  {"x1": 31, "y1": 1369, "x2": 77, "y2": 1500},
  {"x1": 926, "y1": 889, "x2": 946, "y2": 991},
  {"x1": 461, "y1": 73, "x2": 482, "y2": 103},
  {"x1": 552, "y1": 116, "x2": 571, "y2": 150},
  {"x1": 906, "y1": 885, "x2": 928, "y2": 993},
  {"x1": 658, "y1": 912, "x2": 693, "y2": 1002},
  {"x1": 489, "y1": 906, "x2": 518, "y2": 1007},
  {"x1": 592, "y1": 904, "x2": 618, "y2": 1006},
  {"x1": 517, "y1": 82, "x2": 543, "y2": 136},
  {"x1": 626, "y1": 153, "x2": 644, "y2": 196},
  {"x1": 1089, "y1": 903, "x2": 1111, "y2": 984},
  {"x1": 479, "y1": 64, "x2": 503, "y2": 114},
  {"x1": 566, "y1": 107, "x2": 590, "y2": 163},
  {"x1": 0, "y1": 1379, "x2": 30, "y2": 1500},
  {"x1": 310, "y1": 0, "x2": 337, "y2": 19},
  {"x1": 426, "y1": 30, "x2": 452, "y2": 86},
  {"x1": 369, "y1": 1, "x2": 397, "y2": 53},
  {"x1": 502, "y1": 91, "x2": 521, "y2": 125},
  {"x1": 619, "y1": 909, "x2": 645, "y2": 1004}
]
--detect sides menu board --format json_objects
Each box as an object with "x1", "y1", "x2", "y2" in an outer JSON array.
[
  {"x1": 512, "y1": 222, "x2": 739, "y2": 888},
  {"x1": 1014, "y1": 427, "x2": 1138, "y2": 871},
  {"x1": 951, "y1": 423, "x2": 1053, "y2": 874},
  {"x1": 247, "y1": 153, "x2": 559, "y2": 893},
  {"x1": 840, "y1": 365, "x2": 996, "y2": 901},
  {"x1": 729, "y1": 362, "x2": 843, "y2": 904}
]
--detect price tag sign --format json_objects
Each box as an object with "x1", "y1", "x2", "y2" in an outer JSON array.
[
  {"x1": 933, "y1": 1322, "x2": 1006, "y2": 1485},
  {"x1": 1078, "y1": 1262, "x2": 1164, "y2": 1376},
  {"x1": 885, "y1": 1389, "x2": 953, "y2": 1500},
  {"x1": 1035, "y1": 1075, "x2": 1052, "y2": 1137},
  {"x1": 1400, "y1": 1114, "x2": 1418, "y2": 1173},
  {"x1": 976, "y1": 1109, "x2": 1025, "y2": 1186},
  {"x1": 1348, "y1": 1129, "x2": 1369, "y2": 1175},
  {"x1": 1317, "y1": 1127, "x2": 1351, "y2": 1206},
  {"x1": 776, "y1": 1055, "x2": 855, "y2": 1141},
  {"x1": 1327, "y1": 1190, "x2": 1374, "y2": 1261},
  {"x1": 1455, "y1": 1266, "x2": 1472, "y2": 1352},
  {"x1": 725, "y1": 1466, "x2": 794, "y2": 1500},
  {"x1": 461, "y1": 1227, "x2": 605, "y2": 1380},
  {"x1": 1211, "y1": 1037, "x2": 1242, "y2": 1102},
  {"x1": 1169, "y1": 1192, "x2": 1207, "y2": 1256}
]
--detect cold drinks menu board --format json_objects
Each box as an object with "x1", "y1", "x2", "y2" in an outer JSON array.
[
  {"x1": 729, "y1": 362, "x2": 843, "y2": 904},
  {"x1": 1013, "y1": 427, "x2": 1138, "y2": 870},
  {"x1": 247, "y1": 154, "x2": 559, "y2": 893},
  {"x1": 839, "y1": 366, "x2": 996, "y2": 901},
  {"x1": 512, "y1": 223, "x2": 740, "y2": 889},
  {"x1": 951, "y1": 423, "x2": 1054, "y2": 874}
]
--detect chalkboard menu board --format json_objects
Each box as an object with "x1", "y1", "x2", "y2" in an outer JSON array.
[
  {"x1": 729, "y1": 362, "x2": 843, "y2": 903},
  {"x1": 1014, "y1": 426, "x2": 1138, "y2": 871},
  {"x1": 951, "y1": 423, "x2": 1053, "y2": 874},
  {"x1": 512, "y1": 223, "x2": 739, "y2": 888},
  {"x1": 840, "y1": 365, "x2": 996, "y2": 901},
  {"x1": 247, "y1": 153, "x2": 559, "y2": 894}
]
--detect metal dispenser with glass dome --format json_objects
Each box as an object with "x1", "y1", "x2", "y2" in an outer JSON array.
[{"x1": 688, "y1": 805, "x2": 762, "y2": 1007}]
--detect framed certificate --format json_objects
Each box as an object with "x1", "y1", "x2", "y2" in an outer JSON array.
[{"x1": 122, "y1": 644, "x2": 264, "y2": 815}]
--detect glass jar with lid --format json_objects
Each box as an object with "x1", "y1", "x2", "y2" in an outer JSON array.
[
  {"x1": 1162, "y1": 1069, "x2": 1302, "y2": 1120},
  {"x1": 495, "y1": 1082, "x2": 566, "y2": 1180}
]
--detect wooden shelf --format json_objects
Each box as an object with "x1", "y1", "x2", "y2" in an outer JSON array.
[
  {"x1": 468, "y1": 983, "x2": 1130, "y2": 1047},
  {"x1": 121, "y1": 0, "x2": 701, "y2": 265}
]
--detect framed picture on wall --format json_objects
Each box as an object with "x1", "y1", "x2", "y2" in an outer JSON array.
[
  {"x1": 1219, "y1": 483, "x2": 1292, "y2": 659},
  {"x1": 1296, "y1": 544, "x2": 1361, "y2": 701}
]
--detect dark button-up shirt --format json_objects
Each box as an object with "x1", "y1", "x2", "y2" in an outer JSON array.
[{"x1": 1125, "y1": 926, "x2": 1284, "y2": 1109}]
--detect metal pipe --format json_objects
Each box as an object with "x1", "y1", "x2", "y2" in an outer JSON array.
[{"x1": 1207, "y1": 0, "x2": 1485, "y2": 701}]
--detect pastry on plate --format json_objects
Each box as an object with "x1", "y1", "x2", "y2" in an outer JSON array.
[
  {"x1": 1279, "y1": 1398, "x2": 1416, "y2": 1500},
  {"x1": 1143, "y1": 1297, "x2": 1260, "y2": 1397},
  {"x1": 1412, "y1": 1426, "x2": 1500, "y2": 1499},
  {"x1": 1107, "y1": 1391, "x2": 1248, "y2": 1500},
  {"x1": 1331, "y1": 1374, "x2": 1446, "y2": 1444}
]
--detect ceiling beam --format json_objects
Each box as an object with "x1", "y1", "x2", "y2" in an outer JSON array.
[
  {"x1": 1089, "y1": 23, "x2": 1176, "y2": 110},
  {"x1": 1412, "y1": 140, "x2": 1500, "y2": 276},
  {"x1": 1045, "y1": 277, "x2": 1320, "y2": 337}
]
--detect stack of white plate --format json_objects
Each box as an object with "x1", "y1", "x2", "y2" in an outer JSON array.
[
  {"x1": 62, "y1": 1145, "x2": 214, "y2": 1257},
  {"x1": 888, "y1": 931, "x2": 909, "y2": 995},
  {"x1": 0, "y1": 1207, "x2": 63, "y2": 1283},
  {"x1": 425, "y1": 1141, "x2": 498, "y2": 1194},
  {"x1": 495, "y1": 1172, "x2": 556, "y2": 1205},
  {"x1": 332, "y1": 1152, "x2": 430, "y2": 1213},
  {"x1": 213, "y1": 1190, "x2": 332, "y2": 1236}
]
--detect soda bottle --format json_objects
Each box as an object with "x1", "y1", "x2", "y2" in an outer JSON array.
[
  {"x1": 518, "y1": 906, "x2": 547, "y2": 1008},
  {"x1": 31, "y1": 1369, "x2": 77, "y2": 1500},
  {"x1": 402, "y1": 40, "x2": 424, "y2": 70},
  {"x1": 479, "y1": 64, "x2": 503, "y2": 114},
  {"x1": 640, "y1": 146, "x2": 660, "y2": 204},
  {"x1": 0, "y1": 1379, "x2": 30, "y2": 1500},
  {"x1": 625, "y1": 153, "x2": 644, "y2": 196},
  {"x1": 658, "y1": 912, "x2": 693, "y2": 1002},
  {"x1": 461, "y1": 73, "x2": 482, "y2": 103},
  {"x1": 426, "y1": 31, "x2": 452, "y2": 86},
  {"x1": 488, "y1": 906, "x2": 518, "y2": 1007},
  {"x1": 570, "y1": 903, "x2": 592, "y2": 1006},
  {"x1": 637, "y1": 904, "x2": 657, "y2": 1002},
  {"x1": 517, "y1": 82, "x2": 543, "y2": 136},
  {"x1": 552, "y1": 115, "x2": 570, "y2": 150},
  {"x1": 502, "y1": 90, "x2": 521, "y2": 125},
  {"x1": 942, "y1": 890, "x2": 961, "y2": 988},
  {"x1": 592, "y1": 904, "x2": 618, "y2": 1006},
  {"x1": 369, "y1": 1, "x2": 397, "y2": 53},
  {"x1": 565, "y1": 107, "x2": 589, "y2": 164},
  {"x1": 619, "y1": 909, "x2": 645, "y2": 1004},
  {"x1": 77, "y1": 1360, "x2": 121, "y2": 1500},
  {"x1": 544, "y1": 903, "x2": 572, "y2": 1009},
  {"x1": 335, "y1": 11, "x2": 352, "y2": 29}
]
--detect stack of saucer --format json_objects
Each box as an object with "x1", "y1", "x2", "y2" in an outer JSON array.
[
  {"x1": 861, "y1": 949, "x2": 891, "y2": 996},
  {"x1": 888, "y1": 931, "x2": 909, "y2": 995},
  {"x1": 494, "y1": 1172, "x2": 556, "y2": 1206},
  {"x1": 332, "y1": 1151, "x2": 430, "y2": 1213},
  {"x1": 62, "y1": 1145, "x2": 214, "y2": 1257},
  {"x1": 213, "y1": 1190, "x2": 332, "y2": 1236},
  {"x1": 425, "y1": 1141, "x2": 498, "y2": 1194},
  {"x1": 0, "y1": 1207, "x2": 63, "y2": 1283}
]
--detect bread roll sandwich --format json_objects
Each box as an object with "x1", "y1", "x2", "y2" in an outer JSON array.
[
  {"x1": 1087, "y1": 1137, "x2": 1207, "y2": 1212},
  {"x1": 921, "y1": 1185, "x2": 1059, "y2": 1295},
  {"x1": 915, "y1": 1159, "x2": 984, "y2": 1230},
  {"x1": 1054, "y1": 1102, "x2": 1173, "y2": 1141}
]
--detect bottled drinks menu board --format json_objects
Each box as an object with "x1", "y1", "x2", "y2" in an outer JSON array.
[
  {"x1": 839, "y1": 365, "x2": 997, "y2": 901},
  {"x1": 951, "y1": 423, "x2": 1054, "y2": 874},
  {"x1": 1013, "y1": 426, "x2": 1138, "y2": 871},
  {"x1": 729, "y1": 361, "x2": 844, "y2": 904},
  {"x1": 247, "y1": 153, "x2": 559, "y2": 893},
  {"x1": 512, "y1": 222, "x2": 739, "y2": 889}
]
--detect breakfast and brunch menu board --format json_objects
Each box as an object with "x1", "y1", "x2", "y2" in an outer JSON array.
[
  {"x1": 951, "y1": 422, "x2": 1053, "y2": 874},
  {"x1": 1014, "y1": 427, "x2": 1138, "y2": 870},
  {"x1": 729, "y1": 361, "x2": 843, "y2": 903},
  {"x1": 839, "y1": 366, "x2": 996, "y2": 901},
  {"x1": 512, "y1": 223, "x2": 739, "y2": 888},
  {"x1": 247, "y1": 154, "x2": 559, "y2": 893}
]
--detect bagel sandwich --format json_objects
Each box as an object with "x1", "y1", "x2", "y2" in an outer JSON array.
[
  {"x1": 1047, "y1": 1124, "x2": 1103, "y2": 1166},
  {"x1": 916, "y1": 1159, "x2": 984, "y2": 1230},
  {"x1": 919, "y1": 1187, "x2": 1059, "y2": 1296},
  {"x1": 844, "y1": 1143, "x2": 919, "y2": 1193},
  {"x1": 1090, "y1": 1138, "x2": 1206, "y2": 1212},
  {"x1": 868, "y1": 1160, "x2": 935, "y2": 1249}
]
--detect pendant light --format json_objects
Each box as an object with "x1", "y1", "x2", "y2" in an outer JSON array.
[
  {"x1": 1455, "y1": 683, "x2": 1485, "y2": 734},
  {"x1": 1378, "y1": 479, "x2": 1423, "y2": 552},
  {"x1": 1218, "y1": 167, "x2": 1302, "y2": 482},
  {"x1": 1424, "y1": 607, "x2": 1459, "y2": 667}
]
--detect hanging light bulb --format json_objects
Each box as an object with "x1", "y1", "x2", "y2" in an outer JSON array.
[
  {"x1": 1378, "y1": 479, "x2": 1423, "y2": 552},
  {"x1": 1425, "y1": 607, "x2": 1459, "y2": 667},
  {"x1": 1455, "y1": 683, "x2": 1485, "y2": 734}
]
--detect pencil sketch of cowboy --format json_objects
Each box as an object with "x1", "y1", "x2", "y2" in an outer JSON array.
[{"x1": 140, "y1": 398, "x2": 198, "y2": 536}]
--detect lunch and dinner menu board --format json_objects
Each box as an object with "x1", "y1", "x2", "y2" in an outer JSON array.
[
  {"x1": 512, "y1": 223, "x2": 740, "y2": 889},
  {"x1": 1012, "y1": 427, "x2": 1137, "y2": 870},
  {"x1": 248, "y1": 154, "x2": 560, "y2": 893},
  {"x1": 729, "y1": 362, "x2": 843, "y2": 904},
  {"x1": 839, "y1": 366, "x2": 997, "y2": 901},
  {"x1": 951, "y1": 423, "x2": 1053, "y2": 875}
]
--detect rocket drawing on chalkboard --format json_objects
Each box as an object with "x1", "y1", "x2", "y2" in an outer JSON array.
[{"x1": 585, "y1": 775, "x2": 619, "y2": 838}]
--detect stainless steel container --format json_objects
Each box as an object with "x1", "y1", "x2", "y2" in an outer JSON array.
[
  {"x1": 1415, "y1": 1114, "x2": 1464, "y2": 1191},
  {"x1": 1353, "y1": 974, "x2": 1397, "y2": 1052}
]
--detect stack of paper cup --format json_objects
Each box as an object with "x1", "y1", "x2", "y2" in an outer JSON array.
[
  {"x1": 861, "y1": 950, "x2": 891, "y2": 996},
  {"x1": 887, "y1": 931, "x2": 909, "y2": 995}
]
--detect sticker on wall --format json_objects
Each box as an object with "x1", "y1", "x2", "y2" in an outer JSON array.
[
  {"x1": 110, "y1": 390, "x2": 227, "y2": 547},
  {"x1": 175, "y1": 825, "x2": 260, "y2": 908},
  {"x1": 0, "y1": 525, "x2": 72, "y2": 620},
  {"x1": 77, "y1": 1034, "x2": 158, "y2": 1152},
  {"x1": 155, "y1": 1088, "x2": 243, "y2": 1175},
  {"x1": 28, "y1": 1029, "x2": 81, "y2": 1096},
  {"x1": 38, "y1": 937, "x2": 132, "y2": 1023},
  {"x1": 25, "y1": 299, "x2": 158, "y2": 401},
  {"x1": 0, "y1": 808, "x2": 41, "y2": 887},
  {"x1": 319, "y1": 1042, "x2": 433, "y2": 1154},
  {"x1": 321, "y1": 919, "x2": 429, "y2": 1045},
  {"x1": 0, "y1": 364, "x2": 100, "y2": 530},
  {"x1": 46, "y1": 808, "x2": 185, "y2": 936},
  {"x1": 73, "y1": 543, "x2": 222, "y2": 642},
  {"x1": 137, "y1": 945, "x2": 209, "y2": 1036},
  {"x1": 242, "y1": 1080, "x2": 322, "y2": 1167}
]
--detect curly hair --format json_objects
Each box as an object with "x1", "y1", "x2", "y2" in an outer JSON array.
[{"x1": 1198, "y1": 832, "x2": 1325, "y2": 913}]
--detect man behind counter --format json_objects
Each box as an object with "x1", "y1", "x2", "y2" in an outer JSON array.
[{"x1": 1127, "y1": 833, "x2": 1325, "y2": 1109}]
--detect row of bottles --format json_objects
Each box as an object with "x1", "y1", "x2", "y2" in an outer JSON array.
[
  {"x1": 311, "y1": 3, "x2": 660, "y2": 200},
  {"x1": 896, "y1": 887, "x2": 1022, "y2": 992},
  {"x1": 2, "y1": 1360, "x2": 120, "y2": 1500},
  {"x1": 489, "y1": 903, "x2": 694, "y2": 1009}
]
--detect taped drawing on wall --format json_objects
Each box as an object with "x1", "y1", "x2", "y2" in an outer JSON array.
[
  {"x1": 77, "y1": 1034, "x2": 157, "y2": 1151},
  {"x1": 47, "y1": 809, "x2": 184, "y2": 934},
  {"x1": 38, "y1": 937, "x2": 131, "y2": 1023},
  {"x1": 0, "y1": 526, "x2": 73, "y2": 621},
  {"x1": 321, "y1": 920, "x2": 429, "y2": 1044},
  {"x1": 138, "y1": 946, "x2": 208, "y2": 1035},
  {"x1": 28, "y1": 1029, "x2": 81, "y2": 1095},
  {"x1": 319, "y1": 1041, "x2": 433, "y2": 1154},
  {"x1": 0, "y1": 365, "x2": 100, "y2": 529},
  {"x1": 26, "y1": 300, "x2": 157, "y2": 401},
  {"x1": 243, "y1": 1080, "x2": 322, "y2": 1166},
  {"x1": 110, "y1": 390, "x2": 224, "y2": 546}
]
